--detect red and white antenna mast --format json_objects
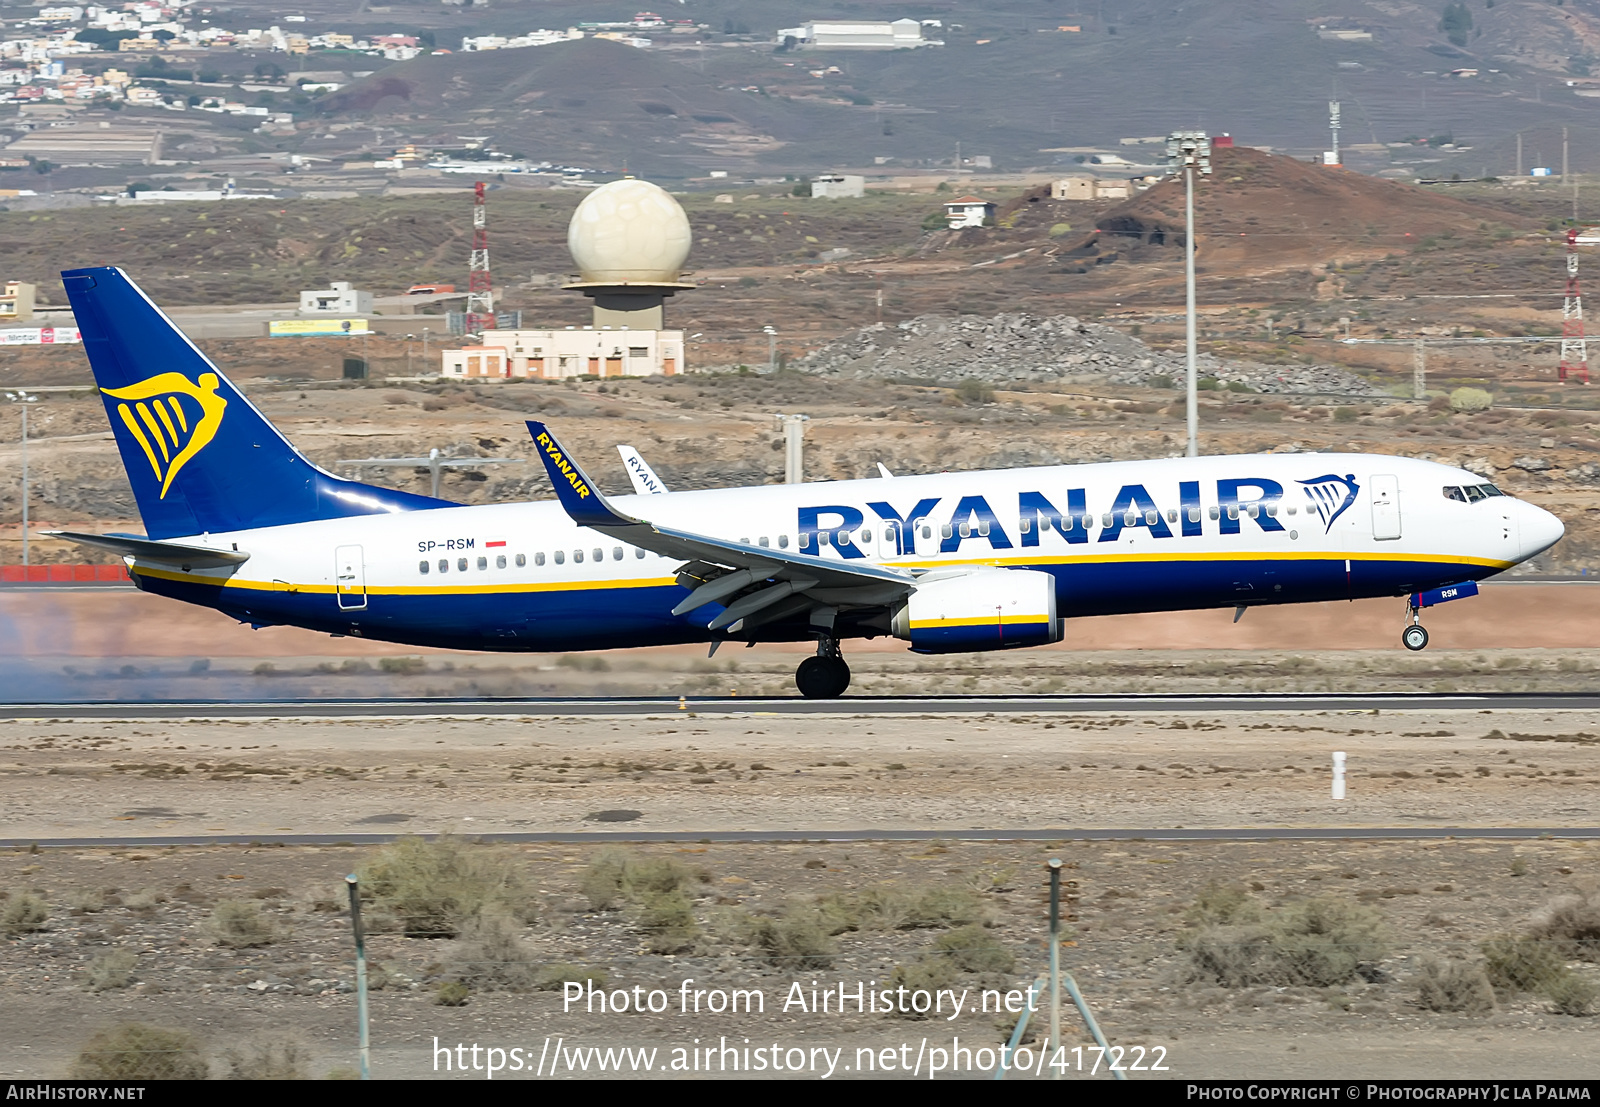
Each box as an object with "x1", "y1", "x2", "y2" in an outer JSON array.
[
  {"x1": 1560, "y1": 227, "x2": 1590, "y2": 384},
  {"x1": 465, "y1": 180, "x2": 495, "y2": 333}
]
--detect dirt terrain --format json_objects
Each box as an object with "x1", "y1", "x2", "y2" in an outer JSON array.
[{"x1": 1, "y1": 762, "x2": 1597, "y2": 1079}]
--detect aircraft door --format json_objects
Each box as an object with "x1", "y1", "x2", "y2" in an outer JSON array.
[
  {"x1": 1370, "y1": 474, "x2": 1401, "y2": 541},
  {"x1": 911, "y1": 517, "x2": 940, "y2": 559},
  {"x1": 335, "y1": 544, "x2": 368, "y2": 610}
]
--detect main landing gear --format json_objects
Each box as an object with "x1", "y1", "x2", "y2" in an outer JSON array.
[
  {"x1": 1402, "y1": 599, "x2": 1430, "y2": 652},
  {"x1": 796, "y1": 636, "x2": 851, "y2": 699}
]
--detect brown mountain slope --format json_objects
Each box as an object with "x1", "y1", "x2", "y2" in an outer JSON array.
[{"x1": 1090, "y1": 146, "x2": 1541, "y2": 276}]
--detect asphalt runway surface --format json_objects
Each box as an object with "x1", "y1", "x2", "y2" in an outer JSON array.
[
  {"x1": 5, "y1": 691, "x2": 1600, "y2": 718},
  {"x1": 4, "y1": 827, "x2": 1598, "y2": 849}
]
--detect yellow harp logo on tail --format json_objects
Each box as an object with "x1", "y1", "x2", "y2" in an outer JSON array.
[{"x1": 101, "y1": 372, "x2": 228, "y2": 499}]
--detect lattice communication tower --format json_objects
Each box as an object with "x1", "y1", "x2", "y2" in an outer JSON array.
[
  {"x1": 1560, "y1": 227, "x2": 1591, "y2": 384},
  {"x1": 464, "y1": 180, "x2": 495, "y2": 333}
]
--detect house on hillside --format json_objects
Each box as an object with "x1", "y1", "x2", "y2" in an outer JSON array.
[
  {"x1": 943, "y1": 196, "x2": 995, "y2": 229},
  {"x1": 811, "y1": 173, "x2": 864, "y2": 198}
]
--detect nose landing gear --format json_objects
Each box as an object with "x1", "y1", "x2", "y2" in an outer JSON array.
[
  {"x1": 795, "y1": 636, "x2": 851, "y2": 698},
  {"x1": 1402, "y1": 600, "x2": 1430, "y2": 652}
]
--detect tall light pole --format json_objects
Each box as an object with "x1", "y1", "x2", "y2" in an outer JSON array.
[
  {"x1": 763, "y1": 325, "x2": 777, "y2": 372},
  {"x1": 1167, "y1": 130, "x2": 1212, "y2": 458},
  {"x1": 405, "y1": 333, "x2": 415, "y2": 377}
]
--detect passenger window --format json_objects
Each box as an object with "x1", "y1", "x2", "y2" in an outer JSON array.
[
  {"x1": 521, "y1": 553, "x2": 532, "y2": 567},
  {"x1": 1285, "y1": 505, "x2": 1296, "y2": 516},
  {"x1": 457, "y1": 558, "x2": 468, "y2": 572},
  {"x1": 1444, "y1": 486, "x2": 1467, "y2": 503},
  {"x1": 924, "y1": 526, "x2": 934, "y2": 539},
  {"x1": 496, "y1": 555, "x2": 507, "y2": 569},
  {"x1": 1247, "y1": 504, "x2": 1259, "y2": 519},
  {"x1": 1101, "y1": 514, "x2": 1112, "y2": 528},
  {"x1": 818, "y1": 532, "x2": 831, "y2": 546},
  {"x1": 477, "y1": 556, "x2": 487, "y2": 570},
  {"x1": 759, "y1": 536, "x2": 770, "y2": 547},
  {"x1": 977, "y1": 521, "x2": 990, "y2": 536},
  {"x1": 1227, "y1": 506, "x2": 1239, "y2": 521},
  {"x1": 1190, "y1": 507, "x2": 1202, "y2": 523},
  {"x1": 635, "y1": 548, "x2": 645, "y2": 558},
  {"x1": 419, "y1": 560, "x2": 429, "y2": 574},
  {"x1": 957, "y1": 523, "x2": 970, "y2": 538},
  {"x1": 838, "y1": 531, "x2": 852, "y2": 547},
  {"x1": 554, "y1": 550, "x2": 565, "y2": 565},
  {"x1": 1208, "y1": 506, "x2": 1219, "y2": 521},
  {"x1": 1464, "y1": 485, "x2": 1486, "y2": 503},
  {"x1": 1265, "y1": 504, "x2": 1277, "y2": 518},
  {"x1": 778, "y1": 534, "x2": 790, "y2": 549},
  {"x1": 859, "y1": 530, "x2": 871, "y2": 545},
  {"x1": 1166, "y1": 509, "x2": 1178, "y2": 523},
  {"x1": 438, "y1": 559, "x2": 449, "y2": 573},
  {"x1": 1145, "y1": 510, "x2": 1158, "y2": 526},
  {"x1": 1019, "y1": 518, "x2": 1032, "y2": 535},
  {"x1": 573, "y1": 549, "x2": 584, "y2": 563},
  {"x1": 613, "y1": 547, "x2": 623, "y2": 560}
]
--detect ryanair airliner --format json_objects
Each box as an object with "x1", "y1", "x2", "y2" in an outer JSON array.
[{"x1": 52, "y1": 267, "x2": 1563, "y2": 698}]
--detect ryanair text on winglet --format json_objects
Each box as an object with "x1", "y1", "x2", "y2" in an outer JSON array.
[{"x1": 537, "y1": 432, "x2": 592, "y2": 500}]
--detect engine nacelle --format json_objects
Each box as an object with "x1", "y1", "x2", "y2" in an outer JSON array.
[{"x1": 891, "y1": 568, "x2": 1062, "y2": 654}]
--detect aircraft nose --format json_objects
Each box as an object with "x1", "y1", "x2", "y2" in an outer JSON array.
[{"x1": 1516, "y1": 500, "x2": 1565, "y2": 561}]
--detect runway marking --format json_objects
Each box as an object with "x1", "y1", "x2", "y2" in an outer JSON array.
[
  {"x1": 3, "y1": 691, "x2": 1600, "y2": 720},
  {"x1": 4, "y1": 827, "x2": 1597, "y2": 849}
]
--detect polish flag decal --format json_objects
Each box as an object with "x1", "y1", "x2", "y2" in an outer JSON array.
[{"x1": 485, "y1": 537, "x2": 507, "y2": 548}]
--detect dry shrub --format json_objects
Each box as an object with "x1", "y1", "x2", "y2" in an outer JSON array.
[
  {"x1": 534, "y1": 963, "x2": 609, "y2": 992},
  {"x1": 68, "y1": 889, "x2": 106, "y2": 915},
  {"x1": 1545, "y1": 974, "x2": 1599, "y2": 1017},
  {"x1": 1481, "y1": 935, "x2": 1569, "y2": 993},
  {"x1": 1449, "y1": 387, "x2": 1493, "y2": 413},
  {"x1": 444, "y1": 910, "x2": 539, "y2": 991},
  {"x1": 579, "y1": 849, "x2": 707, "y2": 911},
  {"x1": 204, "y1": 899, "x2": 277, "y2": 948},
  {"x1": 820, "y1": 884, "x2": 989, "y2": 932},
  {"x1": 357, "y1": 835, "x2": 534, "y2": 938},
  {"x1": 747, "y1": 904, "x2": 836, "y2": 969},
  {"x1": 885, "y1": 957, "x2": 961, "y2": 1020},
  {"x1": 220, "y1": 1036, "x2": 309, "y2": 1079},
  {"x1": 1, "y1": 892, "x2": 48, "y2": 936},
  {"x1": 638, "y1": 890, "x2": 699, "y2": 954},
  {"x1": 1414, "y1": 958, "x2": 1495, "y2": 1014},
  {"x1": 82, "y1": 949, "x2": 139, "y2": 993},
  {"x1": 71, "y1": 1024, "x2": 208, "y2": 1080},
  {"x1": 933, "y1": 924, "x2": 1015, "y2": 974},
  {"x1": 1182, "y1": 891, "x2": 1385, "y2": 987},
  {"x1": 434, "y1": 981, "x2": 470, "y2": 1007},
  {"x1": 1528, "y1": 888, "x2": 1600, "y2": 960}
]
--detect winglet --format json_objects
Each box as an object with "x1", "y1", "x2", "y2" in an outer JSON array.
[{"x1": 526, "y1": 421, "x2": 636, "y2": 528}]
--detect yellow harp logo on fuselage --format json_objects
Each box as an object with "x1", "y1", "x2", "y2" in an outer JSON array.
[{"x1": 101, "y1": 372, "x2": 228, "y2": 499}]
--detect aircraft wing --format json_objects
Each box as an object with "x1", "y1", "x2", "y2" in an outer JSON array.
[
  {"x1": 527, "y1": 421, "x2": 914, "y2": 632},
  {"x1": 617, "y1": 445, "x2": 670, "y2": 494},
  {"x1": 44, "y1": 530, "x2": 249, "y2": 569}
]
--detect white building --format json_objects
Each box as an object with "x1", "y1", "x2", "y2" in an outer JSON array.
[
  {"x1": 943, "y1": 195, "x2": 995, "y2": 229},
  {"x1": 442, "y1": 326, "x2": 683, "y2": 379},
  {"x1": 299, "y1": 280, "x2": 373, "y2": 315},
  {"x1": 1051, "y1": 177, "x2": 1130, "y2": 200},
  {"x1": 810, "y1": 173, "x2": 864, "y2": 199},
  {"x1": 786, "y1": 19, "x2": 933, "y2": 49}
]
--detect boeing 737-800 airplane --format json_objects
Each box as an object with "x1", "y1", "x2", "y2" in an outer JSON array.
[{"x1": 51, "y1": 267, "x2": 1564, "y2": 697}]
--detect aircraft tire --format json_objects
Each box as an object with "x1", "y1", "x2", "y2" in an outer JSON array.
[
  {"x1": 796, "y1": 656, "x2": 851, "y2": 698},
  {"x1": 1402, "y1": 624, "x2": 1429, "y2": 651}
]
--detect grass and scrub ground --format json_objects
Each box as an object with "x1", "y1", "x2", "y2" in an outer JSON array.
[{"x1": 3, "y1": 836, "x2": 1598, "y2": 1079}]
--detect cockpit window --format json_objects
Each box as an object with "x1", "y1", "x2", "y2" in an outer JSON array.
[{"x1": 1447, "y1": 483, "x2": 1505, "y2": 503}]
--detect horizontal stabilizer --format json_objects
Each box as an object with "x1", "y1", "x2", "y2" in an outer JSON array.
[{"x1": 44, "y1": 530, "x2": 249, "y2": 569}]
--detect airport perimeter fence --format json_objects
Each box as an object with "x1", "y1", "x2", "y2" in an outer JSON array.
[{"x1": 7, "y1": 836, "x2": 1600, "y2": 1080}]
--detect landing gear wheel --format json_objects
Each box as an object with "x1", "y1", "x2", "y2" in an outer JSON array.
[
  {"x1": 1402, "y1": 624, "x2": 1430, "y2": 652},
  {"x1": 796, "y1": 655, "x2": 851, "y2": 698}
]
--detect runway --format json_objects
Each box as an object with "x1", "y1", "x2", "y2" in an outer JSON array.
[
  {"x1": 4, "y1": 690, "x2": 1600, "y2": 719},
  {"x1": 4, "y1": 826, "x2": 1598, "y2": 849}
]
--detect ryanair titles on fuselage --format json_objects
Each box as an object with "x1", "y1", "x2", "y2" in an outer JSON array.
[{"x1": 797, "y1": 474, "x2": 1359, "y2": 558}]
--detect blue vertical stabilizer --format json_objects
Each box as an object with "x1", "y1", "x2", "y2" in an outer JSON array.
[{"x1": 61, "y1": 266, "x2": 453, "y2": 539}]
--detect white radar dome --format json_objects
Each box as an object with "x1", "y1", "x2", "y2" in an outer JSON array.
[{"x1": 567, "y1": 178, "x2": 692, "y2": 284}]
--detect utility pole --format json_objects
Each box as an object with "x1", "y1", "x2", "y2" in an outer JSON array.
[
  {"x1": 763, "y1": 324, "x2": 777, "y2": 372},
  {"x1": 1167, "y1": 130, "x2": 1212, "y2": 458},
  {"x1": 773, "y1": 413, "x2": 808, "y2": 483},
  {"x1": 1563, "y1": 126, "x2": 1570, "y2": 186},
  {"x1": 1328, "y1": 100, "x2": 1341, "y2": 165},
  {"x1": 1413, "y1": 337, "x2": 1426, "y2": 400},
  {"x1": 20, "y1": 404, "x2": 29, "y2": 567},
  {"x1": 1561, "y1": 227, "x2": 1591, "y2": 384},
  {"x1": 1517, "y1": 132, "x2": 1523, "y2": 179}
]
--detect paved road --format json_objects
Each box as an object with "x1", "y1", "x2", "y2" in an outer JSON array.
[
  {"x1": 3, "y1": 826, "x2": 1596, "y2": 849},
  {"x1": 4, "y1": 691, "x2": 1600, "y2": 719}
]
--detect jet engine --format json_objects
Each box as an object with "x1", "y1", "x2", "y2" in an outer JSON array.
[{"x1": 891, "y1": 568, "x2": 1062, "y2": 653}]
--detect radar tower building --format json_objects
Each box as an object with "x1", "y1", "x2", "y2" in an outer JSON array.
[{"x1": 441, "y1": 178, "x2": 692, "y2": 380}]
